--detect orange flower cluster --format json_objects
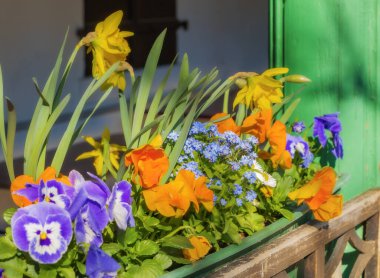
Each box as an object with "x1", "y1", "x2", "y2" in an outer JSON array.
[
  {"x1": 142, "y1": 170, "x2": 213, "y2": 217},
  {"x1": 183, "y1": 236, "x2": 212, "y2": 262},
  {"x1": 288, "y1": 167, "x2": 343, "y2": 221},
  {"x1": 211, "y1": 109, "x2": 292, "y2": 169},
  {"x1": 10, "y1": 167, "x2": 70, "y2": 207}
]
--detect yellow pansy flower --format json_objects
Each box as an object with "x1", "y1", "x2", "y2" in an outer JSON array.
[
  {"x1": 80, "y1": 10, "x2": 134, "y2": 91},
  {"x1": 232, "y1": 68, "x2": 288, "y2": 111},
  {"x1": 76, "y1": 128, "x2": 126, "y2": 176}
]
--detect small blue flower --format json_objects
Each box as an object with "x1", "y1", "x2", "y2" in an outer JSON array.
[
  {"x1": 302, "y1": 151, "x2": 314, "y2": 168},
  {"x1": 233, "y1": 184, "x2": 243, "y2": 196},
  {"x1": 167, "y1": 131, "x2": 179, "y2": 142},
  {"x1": 245, "y1": 190, "x2": 257, "y2": 202},
  {"x1": 215, "y1": 179, "x2": 222, "y2": 186},
  {"x1": 236, "y1": 198, "x2": 243, "y2": 207},
  {"x1": 180, "y1": 161, "x2": 204, "y2": 178},
  {"x1": 246, "y1": 135, "x2": 259, "y2": 146},
  {"x1": 178, "y1": 155, "x2": 188, "y2": 163},
  {"x1": 207, "y1": 124, "x2": 220, "y2": 137},
  {"x1": 239, "y1": 155, "x2": 254, "y2": 167},
  {"x1": 189, "y1": 122, "x2": 207, "y2": 135},
  {"x1": 243, "y1": 171, "x2": 257, "y2": 184},
  {"x1": 229, "y1": 161, "x2": 240, "y2": 171},
  {"x1": 221, "y1": 131, "x2": 241, "y2": 145},
  {"x1": 292, "y1": 121, "x2": 306, "y2": 133},
  {"x1": 238, "y1": 141, "x2": 252, "y2": 152},
  {"x1": 183, "y1": 138, "x2": 204, "y2": 157},
  {"x1": 213, "y1": 195, "x2": 218, "y2": 202},
  {"x1": 220, "y1": 198, "x2": 227, "y2": 206},
  {"x1": 202, "y1": 142, "x2": 221, "y2": 162}
]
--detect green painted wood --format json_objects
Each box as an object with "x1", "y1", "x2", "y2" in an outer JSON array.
[{"x1": 270, "y1": 0, "x2": 380, "y2": 201}]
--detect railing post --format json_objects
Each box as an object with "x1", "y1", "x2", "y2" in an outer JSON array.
[
  {"x1": 304, "y1": 246, "x2": 325, "y2": 278},
  {"x1": 364, "y1": 212, "x2": 380, "y2": 277}
]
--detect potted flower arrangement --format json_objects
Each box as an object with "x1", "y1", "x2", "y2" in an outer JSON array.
[{"x1": 0, "y1": 11, "x2": 345, "y2": 278}]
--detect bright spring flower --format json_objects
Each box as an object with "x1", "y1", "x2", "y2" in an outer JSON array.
[
  {"x1": 11, "y1": 202, "x2": 73, "y2": 264},
  {"x1": 76, "y1": 128, "x2": 126, "y2": 177},
  {"x1": 313, "y1": 113, "x2": 344, "y2": 159},
  {"x1": 143, "y1": 170, "x2": 214, "y2": 217},
  {"x1": 11, "y1": 167, "x2": 71, "y2": 207},
  {"x1": 232, "y1": 68, "x2": 288, "y2": 111},
  {"x1": 86, "y1": 245, "x2": 120, "y2": 278},
  {"x1": 288, "y1": 167, "x2": 343, "y2": 221},
  {"x1": 210, "y1": 113, "x2": 241, "y2": 135},
  {"x1": 125, "y1": 143, "x2": 169, "y2": 189},
  {"x1": 286, "y1": 134, "x2": 314, "y2": 168},
  {"x1": 182, "y1": 236, "x2": 212, "y2": 262},
  {"x1": 81, "y1": 10, "x2": 134, "y2": 91}
]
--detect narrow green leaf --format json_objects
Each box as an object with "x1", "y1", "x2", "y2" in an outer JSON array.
[
  {"x1": 5, "y1": 98, "x2": 16, "y2": 180},
  {"x1": 131, "y1": 30, "x2": 166, "y2": 145},
  {"x1": 32, "y1": 77, "x2": 50, "y2": 107},
  {"x1": 223, "y1": 89, "x2": 230, "y2": 113},
  {"x1": 29, "y1": 94, "x2": 70, "y2": 177},
  {"x1": 119, "y1": 90, "x2": 132, "y2": 146},
  {"x1": 51, "y1": 62, "x2": 118, "y2": 174},
  {"x1": 279, "y1": 98, "x2": 301, "y2": 124},
  {"x1": 127, "y1": 115, "x2": 164, "y2": 149}
]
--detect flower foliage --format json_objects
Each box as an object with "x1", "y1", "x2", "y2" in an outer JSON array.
[{"x1": 0, "y1": 10, "x2": 346, "y2": 278}]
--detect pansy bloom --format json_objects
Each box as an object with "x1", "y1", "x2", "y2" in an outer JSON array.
[
  {"x1": 125, "y1": 144, "x2": 169, "y2": 189},
  {"x1": 182, "y1": 236, "x2": 212, "y2": 262},
  {"x1": 286, "y1": 134, "x2": 314, "y2": 168},
  {"x1": 288, "y1": 167, "x2": 343, "y2": 221},
  {"x1": 11, "y1": 202, "x2": 72, "y2": 264},
  {"x1": 86, "y1": 245, "x2": 120, "y2": 278},
  {"x1": 292, "y1": 121, "x2": 306, "y2": 133},
  {"x1": 11, "y1": 167, "x2": 71, "y2": 207},
  {"x1": 108, "y1": 181, "x2": 135, "y2": 230},
  {"x1": 210, "y1": 113, "x2": 241, "y2": 135},
  {"x1": 313, "y1": 113, "x2": 344, "y2": 159},
  {"x1": 68, "y1": 171, "x2": 110, "y2": 247}
]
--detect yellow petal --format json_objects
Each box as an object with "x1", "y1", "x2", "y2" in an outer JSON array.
[
  {"x1": 94, "y1": 155, "x2": 104, "y2": 176},
  {"x1": 262, "y1": 67, "x2": 289, "y2": 77},
  {"x1": 76, "y1": 150, "x2": 100, "y2": 161},
  {"x1": 102, "y1": 10, "x2": 123, "y2": 36},
  {"x1": 150, "y1": 134, "x2": 163, "y2": 148}
]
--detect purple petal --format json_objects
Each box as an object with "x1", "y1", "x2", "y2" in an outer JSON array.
[
  {"x1": 46, "y1": 214, "x2": 72, "y2": 243},
  {"x1": 15, "y1": 183, "x2": 39, "y2": 203},
  {"x1": 108, "y1": 181, "x2": 134, "y2": 230},
  {"x1": 69, "y1": 170, "x2": 85, "y2": 186},
  {"x1": 332, "y1": 133, "x2": 344, "y2": 159},
  {"x1": 87, "y1": 172, "x2": 111, "y2": 198},
  {"x1": 86, "y1": 245, "x2": 120, "y2": 278},
  {"x1": 12, "y1": 215, "x2": 40, "y2": 251},
  {"x1": 313, "y1": 118, "x2": 328, "y2": 146},
  {"x1": 29, "y1": 236, "x2": 68, "y2": 264}
]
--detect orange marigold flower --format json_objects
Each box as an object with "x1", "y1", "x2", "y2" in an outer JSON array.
[
  {"x1": 288, "y1": 167, "x2": 343, "y2": 221},
  {"x1": 125, "y1": 144, "x2": 169, "y2": 189},
  {"x1": 210, "y1": 113, "x2": 241, "y2": 135},
  {"x1": 183, "y1": 236, "x2": 212, "y2": 262},
  {"x1": 241, "y1": 109, "x2": 272, "y2": 143},
  {"x1": 10, "y1": 167, "x2": 71, "y2": 207}
]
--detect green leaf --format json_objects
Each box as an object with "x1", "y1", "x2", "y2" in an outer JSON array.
[
  {"x1": 124, "y1": 228, "x2": 139, "y2": 246},
  {"x1": 123, "y1": 260, "x2": 164, "y2": 278},
  {"x1": 224, "y1": 221, "x2": 241, "y2": 244},
  {"x1": 153, "y1": 253, "x2": 172, "y2": 270},
  {"x1": 102, "y1": 243, "x2": 123, "y2": 256},
  {"x1": 58, "y1": 267, "x2": 76, "y2": 278},
  {"x1": 167, "y1": 255, "x2": 192, "y2": 265},
  {"x1": 161, "y1": 235, "x2": 193, "y2": 249},
  {"x1": 39, "y1": 268, "x2": 57, "y2": 278},
  {"x1": 279, "y1": 98, "x2": 301, "y2": 124},
  {"x1": 135, "y1": 240, "x2": 159, "y2": 256},
  {"x1": 5, "y1": 98, "x2": 16, "y2": 180},
  {"x1": 131, "y1": 30, "x2": 166, "y2": 146},
  {"x1": 279, "y1": 208, "x2": 294, "y2": 220},
  {"x1": 3, "y1": 207, "x2": 17, "y2": 225},
  {"x1": 76, "y1": 262, "x2": 86, "y2": 275},
  {"x1": 0, "y1": 236, "x2": 17, "y2": 259},
  {"x1": 0, "y1": 257, "x2": 27, "y2": 278}
]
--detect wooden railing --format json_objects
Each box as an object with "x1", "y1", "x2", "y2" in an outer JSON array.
[{"x1": 209, "y1": 188, "x2": 380, "y2": 278}]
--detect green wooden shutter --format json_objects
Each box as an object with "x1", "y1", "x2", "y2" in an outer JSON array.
[{"x1": 269, "y1": 0, "x2": 380, "y2": 200}]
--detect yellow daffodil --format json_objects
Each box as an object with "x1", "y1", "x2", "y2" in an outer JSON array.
[
  {"x1": 232, "y1": 68, "x2": 288, "y2": 111},
  {"x1": 76, "y1": 128, "x2": 126, "y2": 176},
  {"x1": 80, "y1": 10, "x2": 134, "y2": 91}
]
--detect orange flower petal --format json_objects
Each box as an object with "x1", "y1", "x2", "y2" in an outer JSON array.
[
  {"x1": 10, "y1": 175, "x2": 35, "y2": 207},
  {"x1": 183, "y1": 236, "x2": 212, "y2": 262},
  {"x1": 210, "y1": 113, "x2": 241, "y2": 135},
  {"x1": 312, "y1": 195, "x2": 343, "y2": 221},
  {"x1": 241, "y1": 109, "x2": 272, "y2": 143}
]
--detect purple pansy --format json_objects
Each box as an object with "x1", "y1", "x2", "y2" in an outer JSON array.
[
  {"x1": 68, "y1": 171, "x2": 110, "y2": 247},
  {"x1": 86, "y1": 245, "x2": 120, "y2": 278},
  {"x1": 292, "y1": 121, "x2": 306, "y2": 133},
  {"x1": 0, "y1": 268, "x2": 3, "y2": 277},
  {"x1": 313, "y1": 113, "x2": 344, "y2": 159},
  {"x1": 11, "y1": 202, "x2": 72, "y2": 264},
  {"x1": 286, "y1": 134, "x2": 313, "y2": 168},
  {"x1": 108, "y1": 181, "x2": 135, "y2": 230},
  {"x1": 38, "y1": 180, "x2": 73, "y2": 209}
]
